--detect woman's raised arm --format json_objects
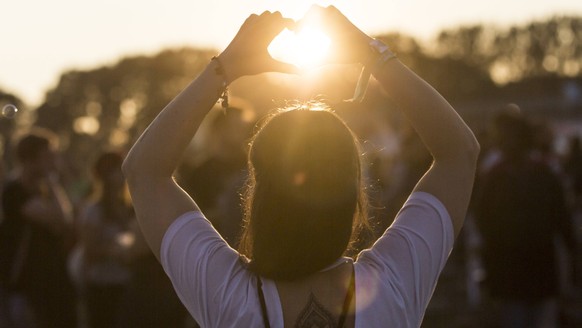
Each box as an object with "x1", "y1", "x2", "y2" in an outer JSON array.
[
  {"x1": 122, "y1": 11, "x2": 296, "y2": 260},
  {"x1": 309, "y1": 5, "x2": 480, "y2": 237}
]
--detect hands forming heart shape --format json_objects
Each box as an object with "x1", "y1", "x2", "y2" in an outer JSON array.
[
  {"x1": 268, "y1": 26, "x2": 331, "y2": 69},
  {"x1": 218, "y1": 5, "x2": 374, "y2": 83}
]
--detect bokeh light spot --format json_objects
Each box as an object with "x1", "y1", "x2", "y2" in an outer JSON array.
[
  {"x1": 73, "y1": 116, "x2": 100, "y2": 135},
  {"x1": 1, "y1": 104, "x2": 18, "y2": 119}
]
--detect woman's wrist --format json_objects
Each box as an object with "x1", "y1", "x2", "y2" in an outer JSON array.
[
  {"x1": 365, "y1": 39, "x2": 397, "y2": 68},
  {"x1": 213, "y1": 54, "x2": 237, "y2": 85},
  {"x1": 208, "y1": 57, "x2": 230, "y2": 109},
  {"x1": 350, "y1": 38, "x2": 398, "y2": 102}
]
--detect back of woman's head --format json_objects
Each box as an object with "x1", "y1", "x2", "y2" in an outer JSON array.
[{"x1": 239, "y1": 104, "x2": 367, "y2": 280}]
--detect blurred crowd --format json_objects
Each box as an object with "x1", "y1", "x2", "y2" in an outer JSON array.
[
  {"x1": 0, "y1": 103, "x2": 581, "y2": 328},
  {"x1": 0, "y1": 129, "x2": 192, "y2": 328},
  {"x1": 433, "y1": 104, "x2": 582, "y2": 328}
]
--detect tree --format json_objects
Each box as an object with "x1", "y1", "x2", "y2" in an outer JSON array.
[
  {"x1": 434, "y1": 16, "x2": 582, "y2": 84},
  {"x1": 35, "y1": 48, "x2": 216, "y2": 168}
]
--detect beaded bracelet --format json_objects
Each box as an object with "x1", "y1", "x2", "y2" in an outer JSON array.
[{"x1": 211, "y1": 56, "x2": 229, "y2": 109}]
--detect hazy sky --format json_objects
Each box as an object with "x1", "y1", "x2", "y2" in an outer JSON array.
[{"x1": 2, "y1": 0, "x2": 582, "y2": 106}]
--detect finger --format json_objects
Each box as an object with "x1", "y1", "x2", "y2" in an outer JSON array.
[
  {"x1": 268, "y1": 59, "x2": 300, "y2": 75},
  {"x1": 265, "y1": 11, "x2": 289, "y2": 30},
  {"x1": 325, "y1": 5, "x2": 351, "y2": 26},
  {"x1": 282, "y1": 18, "x2": 297, "y2": 31},
  {"x1": 259, "y1": 10, "x2": 272, "y2": 17},
  {"x1": 301, "y1": 5, "x2": 325, "y2": 24},
  {"x1": 258, "y1": 12, "x2": 295, "y2": 43},
  {"x1": 271, "y1": 11, "x2": 282, "y2": 20},
  {"x1": 234, "y1": 13, "x2": 259, "y2": 37},
  {"x1": 243, "y1": 13, "x2": 259, "y2": 27},
  {"x1": 275, "y1": 16, "x2": 296, "y2": 32},
  {"x1": 325, "y1": 5, "x2": 342, "y2": 14},
  {"x1": 298, "y1": 5, "x2": 333, "y2": 32},
  {"x1": 262, "y1": 11, "x2": 294, "y2": 27},
  {"x1": 306, "y1": 4, "x2": 325, "y2": 16}
]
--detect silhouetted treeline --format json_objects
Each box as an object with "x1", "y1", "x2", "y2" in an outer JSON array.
[{"x1": 434, "y1": 16, "x2": 582, "y2": 83}]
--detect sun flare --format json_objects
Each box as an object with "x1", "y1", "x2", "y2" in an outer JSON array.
[{"x1": 268, "y1": 27, "x2": 331, "y2": 69}]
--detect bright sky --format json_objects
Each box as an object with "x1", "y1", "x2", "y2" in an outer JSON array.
[{"x1": 1, "y1": 0, "x2": 581, "y2": 106}]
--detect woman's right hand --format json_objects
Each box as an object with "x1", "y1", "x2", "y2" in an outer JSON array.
[
  {"x1": 300, "y1": 5, "x2": 374, "y2": 65},
  {"x1": 218, "y1": 11, "x2": 299, "y2": 83}
]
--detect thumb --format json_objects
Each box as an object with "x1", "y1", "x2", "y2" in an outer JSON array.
[{"x1": 268, "y1": 59, "x2": 300, "y2": 75}]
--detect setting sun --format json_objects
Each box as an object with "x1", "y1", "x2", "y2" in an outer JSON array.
[{"x1": 268, "y1": 27, "x2": 331, "y2": 69}]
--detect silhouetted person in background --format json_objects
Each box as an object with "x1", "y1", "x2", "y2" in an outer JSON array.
[
  {"x1": 78, "y1": 151, "x2": 133, "y2": 328},
  {"x1": 0, "y1": 128, "x2": 77, "y2": 328},
  {"x1": 564, "y1": 135, "x2": 582, "y2": 203},
  {"x1": 178, "y1": 107, "x2": 250, "y2": 246},
  {"x1": 117, "y1": 202, "x2": 192, "y2": 328},
  {"x1": 561, "y1": 134, "x2": 582, "y2": 302},
  {"x1": 474, "y1": 108, "x2": 575, "y2": 328}
]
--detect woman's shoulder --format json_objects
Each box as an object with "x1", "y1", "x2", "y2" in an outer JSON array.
[{"x1": 354, "y1": 191, "x2": 452, "y2": 267}]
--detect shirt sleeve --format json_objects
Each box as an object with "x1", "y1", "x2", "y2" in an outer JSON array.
[
  {"x1": 160, "y1": 211, "x2": 255, "y2": 327},
  {"x1": 356, "y1": 192, "x2": 454, "y2": 326}
]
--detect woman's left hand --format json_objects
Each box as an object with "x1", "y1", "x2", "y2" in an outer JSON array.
[{"x1": 218, "y1": 11, "x2": 299, "y2": 83}]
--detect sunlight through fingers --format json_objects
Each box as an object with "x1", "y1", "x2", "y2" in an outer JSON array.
[{"x1": 269, "y1": 27, "x2": 331, "y2": 69}]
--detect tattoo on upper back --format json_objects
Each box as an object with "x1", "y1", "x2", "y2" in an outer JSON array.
[{"x1": 294, "y1": 292, "x2": 336, "y2": 328}]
